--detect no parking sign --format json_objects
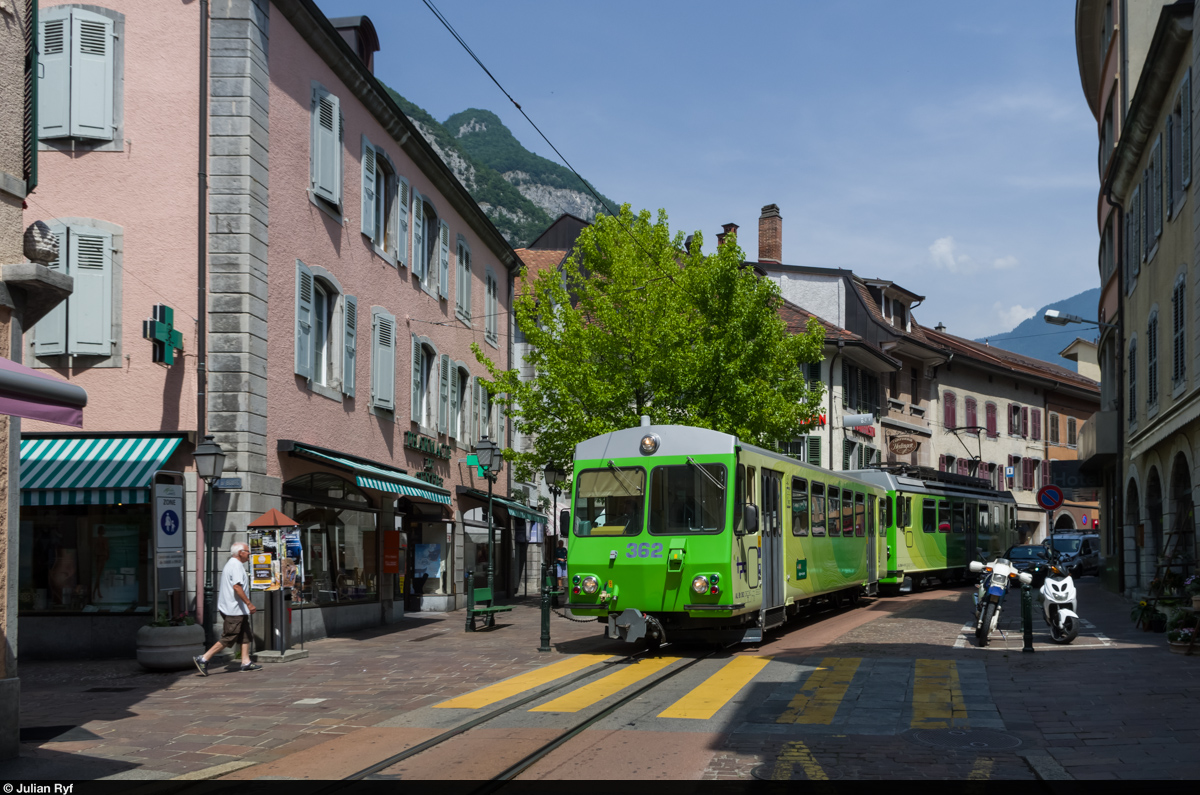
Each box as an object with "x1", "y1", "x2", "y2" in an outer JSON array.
[{"x1": 1036, "y1": 485, "x2": 1065, "y2": 511}]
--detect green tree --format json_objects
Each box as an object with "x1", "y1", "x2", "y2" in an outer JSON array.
[{"x1": 474, "y1": 205, "x2": 825, "y2": 482}]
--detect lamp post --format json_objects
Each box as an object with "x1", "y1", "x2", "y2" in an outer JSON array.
[
  {"x1": 193, "y1": 434, "x2": 226, "y2": 646},
  {"x1": 476, "y1": 435, "x2": 501, "y2": 598},
  {"x1": 1043, "y1": 309, "x2": 1117, "y2": 329},
  {"x1": 540, "y1": 463, "x2": 566, "y2": 651},
  {"x1": 544, "y1": 462, "x2": 565, "y2": 592}
]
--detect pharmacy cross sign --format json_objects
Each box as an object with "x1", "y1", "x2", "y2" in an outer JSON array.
[{"x1": 142, "y1": 304, "x2": 184, "y2": 365}]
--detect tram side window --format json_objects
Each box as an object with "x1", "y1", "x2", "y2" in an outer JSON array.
[
  {"x1": 952, "y1": 501, "x2": 966, "y2": 533},
  {"x1": 882, "y1": 495, "x2": 892, "y2": 529},
  {"x1": 904, "y1": 497, "x2": 913, "y2": 528},
  {"x1": 965, "y1": 502, "x2": 977, "y2": 535},
  {"x1": 922, "y1": 499, "x2": 937, "y2": 533},
  {"x1": 811, "y1": 483, "x2": 826, "y2": 536},
  {"x1": 854, "y1": 492, "x2": 866, "y2": 537},
  {"x1": 827, "y1": 488, "x2": 841, "y2": 537},
  {"x1": 842, "y1": 491, "x2": 855, "y2": 537},
  {"x1": 572, "y1": 467, "x2": 646, "y2": 537},
  {"x1": 791, "y1": 478, "x2": 809, "y2": 536}
]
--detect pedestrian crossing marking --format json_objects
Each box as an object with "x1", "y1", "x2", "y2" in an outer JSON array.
[
  {"x1": 771, "y1": 740, "x2": 828, "y2": 780},
  {"x1": 910, "y1": 659, "x2": 967, "y2": 729},
  {"x1": 657, "y1": 656, "x2": 773, "y2": 720},
  {"x1": 529, "y1": 656, "x2": 680, "y2": 713},
  {"x1": 968, "y1": 757, "x2": 993, "y2": 780},
  {"x1": 775, "y1": 657, "x2": 861, "y2": 724},
  {"x1": 433, "y1": 654, "x2": 612, "y2": 710}
]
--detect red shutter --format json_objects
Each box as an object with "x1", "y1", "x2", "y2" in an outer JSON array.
[
  {"x1": 1007, "y1": 404, "x2": 1014, "y2": 435},
  {"x1": 965, "y1": 397, "x2": 977, "y2": 432},
  {"x1": 1031, "y1": 410, "x2": 1041, "y2": 441},
  {"x1": 1042, "y1": 460, "x2": 1051, "y2": 489},
  {"x1": 1021, "y1": 407, "x2": 1029, "y2": 437},
  {"x1": 944, "y1": 392, "x2": 956, "y2": 430},
  {"x1": 939, "y1": 455, "x2": 947, "y2": 472},
  {"x1": 957, "y1": 459, "x2": 969, "y2": 476},
  {"x1": 986, "y1": 403, "x2": 997, "y2": 437}
]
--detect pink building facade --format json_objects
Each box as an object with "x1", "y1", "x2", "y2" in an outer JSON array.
[{"x1": 20, "y1": 0, "x2": 532, "y2": 657}]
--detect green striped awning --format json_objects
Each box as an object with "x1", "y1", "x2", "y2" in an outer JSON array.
[
  {"x1": 20, "y1": 436, "x2": 183, "y2": 507},
  {"x1": 288, "y1": 444, "x2": 451, "y2": 506},
  {"x1": 464, "y1": 489, "x2": 548, "y2": 523}
]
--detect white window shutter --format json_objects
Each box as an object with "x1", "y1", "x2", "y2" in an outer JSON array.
[
  {"x1": 1153, "y1": 139, "x2": 1163, "y2": 237},
  {"x1": 343, "y1": 295, "x2": 358, "y2": 398},
  {"x1": 1184, "y1": 68, "x2": 1193, "y2": 188},
  {"x1": 371, "y1": 309, "x2": 395, "y2": 410},
  {"x1": 386, "y1": 173, "x2": 399, "y2": 262},
  {"x1": 497, "y1": 395, "x2": 506, "y2": 447},
  {"x1": 38, "y1": 9, "x2": 71, "y2": 139},
  {"x1": 448, "y1": 365, "x2": 460, "y2": 441},
  {"x1": 411, "y1": 192, "x2": 425, "y2": 279},
  {"x1": 438, "y1": 221, "x2": 450, "y2": 299},
  {"x1": 411, "y1": 334, "x2": 423, "y2": 424},
  {"x1": 66, "y1": 226, "x2": 112, "y2": 356},
  {"x1": 294, "y1": 260, "x2": 314, "y2": 380},
  {"x1": 1167, "y1": 116, "x2": 1175, "y2": 219},
  {"x1": 69, "y1": 10, "x2": 114, "y2": 141},
  {"x1": 471, "y1": 377, "x2": 480, "y2": 445},
  {"x1": 312, "y1": 88, "x2": 340, "y2": 204},
  {"x1": 438, "y1": 353, "x2": 450, "y2": 434},
  {"x1": 396, "y1": 177, "x2": 410, "y2": 268},
  {"x1": 34, "y1": 223, "x2": 68, "y2": 356},
  {"x1": 360, "y1": 136, "x2": 376, "y2": 239}
]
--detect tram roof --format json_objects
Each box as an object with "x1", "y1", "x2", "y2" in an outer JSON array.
[
  {"x1": 575, "y1": 424, "x2": 737, "y2": 462},
  {"x1": 852, "y1": 469, "x2": 1017, "y2": 504}
]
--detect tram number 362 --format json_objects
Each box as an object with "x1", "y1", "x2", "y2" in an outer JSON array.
[{"x1": 626, "y1": 542, "x2": 664, "y2": 559}]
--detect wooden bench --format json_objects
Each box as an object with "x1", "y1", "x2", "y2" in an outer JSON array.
[{"x1": 467, "y1": 586, "x2": 513, "y2": 631}]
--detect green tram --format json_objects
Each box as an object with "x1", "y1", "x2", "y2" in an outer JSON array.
[
  {"x1": 852, "y1": 469, "x2": 1018, "y2": 594},
  {"x1": 564, "y1": 420, "x2": 890, "y2": 646}
]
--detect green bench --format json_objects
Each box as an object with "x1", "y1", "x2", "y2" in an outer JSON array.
[{"x1": 467, "y1": 586, "x2": 513, "y2": 631}]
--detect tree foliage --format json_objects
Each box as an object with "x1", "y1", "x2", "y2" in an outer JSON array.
[{"x1": 474, "y1": 206, "x2": 825, "y2": 483}]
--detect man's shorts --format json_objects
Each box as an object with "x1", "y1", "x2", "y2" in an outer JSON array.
[{"x1": 219, "y1": 612, "x2": 251, "y2": 646}]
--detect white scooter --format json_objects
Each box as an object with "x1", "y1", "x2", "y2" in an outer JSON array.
[
  {"x1": 969, "y1": 557, "x2": 1033, "y2": 647},
  {"x1": 1032, "y1": 553, "x2": 1080, "y2": 644}
]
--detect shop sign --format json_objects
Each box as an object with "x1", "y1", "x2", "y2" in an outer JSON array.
[
  {"x1": 142, "y1": 304, "x2": 184, "y2": 365},
  {"x1": 383, "y1": 531, "x2": 401, "y2": 574},
  {"x1": 404, "y1": 431, "x2": 451, "y2": 460},
  {"x1": 800, "y1": 413, "x2": 827, "y2": 431},
  {"x1": 154, "y1": 483, "x2": 184, "y2": 552},
  {"x1": 887, "y1": 435, "x2": 919, "y2": 456},
  {"x1": 414, "y1": 457, "x2": 444, "y2": 488},
  {"x1": 853, "y1": 425, "x2": 876, "y2": 438}
]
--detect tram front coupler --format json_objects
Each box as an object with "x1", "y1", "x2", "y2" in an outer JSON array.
[{"x1": 609, "y1": 609, "x2": 665, "y2": 645}]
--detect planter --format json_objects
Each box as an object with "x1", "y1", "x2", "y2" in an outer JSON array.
[
  {"x1": 1192, "y1": 595, "x2": 1200, "y2": 611},
  {"x1": 1168, "y1": 641, "x2": 1197, "y2": 655},
  {"x1": 136, "y1": 623, "x2": 205, "y2": 671},
  {"x1": 1150, "y1": 614, "x2": 1169, "y2": 633}
]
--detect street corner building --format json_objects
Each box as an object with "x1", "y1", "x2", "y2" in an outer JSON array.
[{"x1": 17, "y1": 0, "x2": 551, "y2": 660}]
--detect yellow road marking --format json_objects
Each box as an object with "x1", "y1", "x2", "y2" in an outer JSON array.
[
  {"x1": 771, "y1": 740, "x2": 828, "y2": 780},
  {"x1": 968, "y1": 757, "x2": 994, "y2": 780},
  {"x1": 910, "y1": 659, "x2": 968, "y2": 729},
  {"x1": 433, "y1": 654, "x2": 612, "y2": 710},
  {"x1": 776, "y1": 657, "x2": 861, "y2": 724},
  {"x1": 657, "y1": 656, "x2": 773, "y2": 720},
  {"x1": 530, "y1": 656, "x2": 679, "y2": 713}
]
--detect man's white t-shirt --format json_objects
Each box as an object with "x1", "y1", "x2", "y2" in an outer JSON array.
[{"x1": 218, "y1": 555, "x2": 250, "y2": 616}]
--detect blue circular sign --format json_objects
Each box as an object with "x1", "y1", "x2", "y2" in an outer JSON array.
[{"x1": 160, "y1": 509, "x2": 180, "y2": 536}]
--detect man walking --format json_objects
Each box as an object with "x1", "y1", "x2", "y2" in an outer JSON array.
[{"x1": 195, "y1": 541, "x2": 262, "y2": 674}]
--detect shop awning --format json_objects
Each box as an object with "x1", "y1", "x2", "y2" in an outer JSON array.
[
  {"x1": 20, "y1": 436, "x2": 183, "y2": 506},
  {"x1": 283, "y1": 442, "x2": 451, "y2": 505},
  {"x1": 0, "y1": 356, "x2": 87, "y2": 428},
  {"x1": 461, "y1": 488, "x2": 548, "y2": 523}
]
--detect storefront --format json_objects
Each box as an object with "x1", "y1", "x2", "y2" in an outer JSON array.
[{"x1": 458, "y1": 487, "x2": 547, "y2": 599}]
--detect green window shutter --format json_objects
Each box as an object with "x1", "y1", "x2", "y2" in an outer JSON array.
[
  {"x1": 411, "y1": 192, "x2": 425, "y2": 279},
  {"x1": 438, "y1": 221, "x2": 450, "y2": 299},
  {"x1": 37, "y1": 8, "x2": 71, "y2": 140},
  {"x1": 66, "y1": 226, "x2": 112, "y2": 356},
  {"x1": 478, "y1": 380, "x2": 488, "y2": 442},
  {"x1": 410, "y1": 334, "x2": 422, "y2": 422},
  {"x1": 34, "y1": 223, "x2": 68, "y2": 356},
  {"x1": 807, "y1": 436, "x2": 821, "y2": 466},
  {"x1": 69, "y1": 10, "x2": 114, "y2": 141},
  {"x1": 806, "y1": 362, "x2": 821, "y2": 390},
  {"x1": 294, "y1": 260, "x2": 314, "y2": 380},
  {"x1": 1184, "y1": 68, "x2": 1193, "y2": 188},
  {"x1": 438, "y1": 353, "x2": 450, "y2": 434},
  {"x1": 841, "y1": 362, "x2": 850, "y2": 409},
  {"x1": 370, "y1": 309, "x2": 395, "y2": 410},
  {"x1": 842, "y1": 440, "x2": 854, "y2": 471},
  {"x1": 311, "y1": 87, "x2": 340, "y2": 204},
  {"x1": 342, "y1": 295, "x2": 357, "y2": 398},
  {"x1": 448, "y1": 365, "x2": 459, "y2": 441},
  {"x1": 360, "y1": 136, "x2": 376, "y2": 240},
  {"x1": 469, "y1": 376, "x2": 479, "y2": 445},
  {"x1": 396, "y1": 177, "x2": 410, "y2": 268}
]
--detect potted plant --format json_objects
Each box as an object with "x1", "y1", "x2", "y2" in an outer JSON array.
[
  {"x1": 1131, "y1": 599, "x2": 1158, "y2": 631},
  {"x1": 1166, "y1": 626, "x2": 1197, "y2": 654},
  {"x1": 1185, "y1": 575, "x2": 1200, "y2": 611},
  {"x1": 136, "y1": 610, "x2": 205, "y2": 671}
]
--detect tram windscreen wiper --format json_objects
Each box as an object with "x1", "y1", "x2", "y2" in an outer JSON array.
[
  {"x1": 606, "y1": 460, "x2": 644, "y2": 495},
  {"x1": 686, "y1": 457, "x2": 726, "y2": 492}
]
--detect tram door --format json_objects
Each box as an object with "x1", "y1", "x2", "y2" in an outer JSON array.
[
  {"x1": 760, "y1": 469, "x2": 784, "y2": 608},
  {"x1": 867, "y1": 495, "x2": 878, "y2": 585}
]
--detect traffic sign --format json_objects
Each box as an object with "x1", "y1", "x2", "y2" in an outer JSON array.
[{"x1": 1036, "y1": 484, "x2": 1065, "y2": 511}]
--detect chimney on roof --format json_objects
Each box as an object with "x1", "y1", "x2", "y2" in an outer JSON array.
[
  {"x1": 331, "y1": 16, "x2": 381, "y2": 73},
  {"x1": 935, "y1": 322, "x2": 946, "y2": 332},
  {"x1": 758, "y1": 204, "x2": 782, "y2": 263},
  {"x1": 716, "y1": 223, "x2": 739, "y2": 249}
]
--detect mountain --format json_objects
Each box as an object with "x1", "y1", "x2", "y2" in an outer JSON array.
[
  {"x1": 974, "y1": 288, "x2": 1102, "y2": 372},
  {"x1": 383, "y1": 89, "x2": 617, "y2": 247}
]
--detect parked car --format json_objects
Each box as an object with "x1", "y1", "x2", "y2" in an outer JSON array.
[
  {"x1": 1046, "y1": 533, "x2": 1102, "y2": 577},
  {"x1": 1002, "y1": 545, "x2": 1051, "y2": 574}
]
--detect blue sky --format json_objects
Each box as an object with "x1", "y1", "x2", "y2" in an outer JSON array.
[{"x1": 316, "y1": 0, "x2": 1097, "y2": 339}]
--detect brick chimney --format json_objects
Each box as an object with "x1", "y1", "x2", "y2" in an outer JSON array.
[
  {"x1": 716, "y1": 223, "x2": 739, "y2": 249},
  {"x1": 758, "y1": 204, "x2": 782, "y2": 263}
]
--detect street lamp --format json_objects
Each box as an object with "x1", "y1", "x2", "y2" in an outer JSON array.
[
  {"x1": 1043, "y1": 309, "x2": 1117, "y2": 328},
  {"x1": 194, "y1": 435, "x2": 225, "y2": 645},
  {"x1": 476, "y1": 435, "x2": 502, "y2": 597}
]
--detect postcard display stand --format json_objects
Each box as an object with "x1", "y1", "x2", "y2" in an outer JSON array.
[{"x1": 249, "y1": 522, "x2": 309, "y2": 663}]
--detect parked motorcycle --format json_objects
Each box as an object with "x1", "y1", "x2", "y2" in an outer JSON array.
[
  {"x1": 1030, "y1": 553, "x2": 1080, "y2": 644},
  {"x1": 969, "y1": 557, "x2": 1033, "y2": 647}
]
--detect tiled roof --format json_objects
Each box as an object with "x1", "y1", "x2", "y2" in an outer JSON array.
[
  {"x1": 514, "y1": 248, "x2": 568, "y2": 289},
  {"x1": 851, "y1": 279, "x2": 931, "y2": 343},
  {"x1": 777, "y1": 300, "x2": 859, "y2": 342},
  {"x1": 922, "y1": 327, "x2": 1100, "y2": 393}
]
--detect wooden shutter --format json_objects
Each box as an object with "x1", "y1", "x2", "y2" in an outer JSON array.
[
  {"x1": 1031, "y1": 409, "x2": 1041, "y2": 441},
  {"x1": 1185, "y1": 69, "x2": 1193, "y2": 187},
  {"x1": 469, "y1": 376, "x2": 479, "y2": 445},
  {"x1": 807, "y1": 436, "x2": 821, "y2": 466},
  {"x1": 66, "y1": 226, "x2": 112, "y2": 355},
  {"x1": 806, "y1": 362, "x2": 821, "y2": 390},
  {"x1": 396, "y1": 177, "x2": 410, "y2": 268},
  {"x1": 312, "y1": 87, "x2": 340, "y2": 204},
  {"x1": 1153, "y1": 139, "x2": 1163, "y2": 237},
  {"x1": 841, "y1": 363, "x2": 850, "y2": 409},
  {"x1": 294, "y1": 260, "x2": 314, "y2": 379},
  {"x1": 448, "y1": 366, "x2": 460, "y2": 441},
  {"x1": 34, "y1": 223, "x2": 68, "y2": 356},
  {"x1": 943, "y1": 392, "x2": 956, "y2": 429},
  {"x1": 1167, "y1": 116, "x2": 1175, "y2": 219},
  {"x1": 38, "y1": 8, "x2": 71, "y2": 139},
  {"x1": 1174, "y1": 281, "x2": 1186, "y2": 383},
  {"x1": 497, "y1": 396, "x2": 506, "y2": 447},
  {"x1": 1041, "y1": 460, "x2": 1051, "y2": 490},
  {"x1": 965, "y1": 397, "x2": 977, "y2": 430},
  {"x1": 343, "y1": 295, "x2": 357, "y2": 398},
  {"x1": 939, "y1": 455, "x2": 947, "y2": 472},
  {"x1": 842, "y1": 440, "x2": 854, "y2": 471},
  {"x1": 360, "y1": 136, "x2": 376, "y2": 239},
  {"x1": 371, "y1": 310, "x2": 395, "y2": 410},
  {"x1": 69, "y1": 10, "x2": 114, "y2": 140},
  {"x1": 438, "y1": 221, "x2": 450, "y2": 299},
  {"x1": 1020, "y1": 406, "x2": 1029, "y2": 437},
  {"x1": 411, "y1": 193, "x2": 425, "y2": 279},
  {"x1": 986, "y1": 403, "x2": 997, "y2": 437},
  {"x1": 410, "y1": 334, "x2": 423, "y2": 423},
  {"x1": 438, "y1": 353, "x2": 450, "y2": 434}
]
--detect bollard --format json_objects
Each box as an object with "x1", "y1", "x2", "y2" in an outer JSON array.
[
  {"x1": 1021, "y1": 582, "x2": 1035, "y2": 653},
  {"x1": 539, "y1": 559, "x2": 552, "y2": 652},
  {"x1": 465, "y1": 569, "x2": 475, "y2": 633}
]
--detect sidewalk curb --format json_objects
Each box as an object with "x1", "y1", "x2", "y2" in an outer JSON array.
[
  {"x1": 1017, "y1": 750, "x2": 1073, "y2": 781},
  {"x1": 170, "y1": 759, "x2": 259, "y2": 780}
]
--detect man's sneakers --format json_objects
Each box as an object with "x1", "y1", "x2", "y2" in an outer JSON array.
[
  {"x1": 193, "y1": 655, "x2": 209, "y2": 676},
  {"x1": 240, "y1": 663, "x2": 263, "y2": 672}
]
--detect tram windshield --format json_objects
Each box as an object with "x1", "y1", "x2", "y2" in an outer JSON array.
[
  {"x1": 573, "y1": 467, "x2": 645, "y2": 537},
  {"x1": 648, "y1": 463, "x2": 727, "y2": 535}
]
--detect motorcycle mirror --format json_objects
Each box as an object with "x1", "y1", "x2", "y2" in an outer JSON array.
[
  {"x1": 968, "y1": 561, "x2": 985, "y2": 573},
  {"x1": 1018, "y1": 572, "x2": 1033, "y2": 585}
]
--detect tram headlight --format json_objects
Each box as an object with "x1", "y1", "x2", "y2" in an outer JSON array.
[
  {"x1": 581, "y1": 576, "x2": 599, "y2": 594},
  {"x1": 691, "y1": 575, "x2": 710, "y2": 594},
  {"x1": 640, "y1": 433, "x2": 660, "y2": 455}
]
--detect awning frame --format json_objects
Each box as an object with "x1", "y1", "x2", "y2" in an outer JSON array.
[
  {"x1": 458, "y1": 486, "x2": 548, "y2": 523},
  {"x1": 280, "y1": 440, "x2": 451, "y2": 506}
]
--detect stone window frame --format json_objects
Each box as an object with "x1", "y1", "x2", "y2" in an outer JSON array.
[{"x1": 38, "y1": 4, "x2": 126, "y2": 154}]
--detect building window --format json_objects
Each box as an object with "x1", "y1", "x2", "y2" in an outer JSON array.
[
  {"x1": 1008, "y1": 403, "x2": 1021, "y2": 436},
  {"x1": 310, "y1": 82, "x2": 344, "y2": 214},
  {"x1": 1169, "y1": 70, "x2": 1193, "y2": 219},
  {"x1": 456, "y1": 236, "x2": 473, "y2": 323},
  {"x1": 1128, "y1": 337, "x2": 1137, "y2": 428},
  {"x1": 1048, "y1": 411, "x2": 1060, "y2": 444},
  {"x1": 452, "y1": 364, "x2": 472, "y2": 444},
  {"x1": 410, "y1": 335, "x2": 439, "y2": 431},
  {"x1": 1067, "y1": 417, "x2": 1078, "y2": 448},
  {"x1": 1147, "y1": 310, "x2": 1159, "y2": 410},
  {"x1": 783, "y1": 436, "x2": 821, "y2": 464},
  {"x1": 31, "y1": 220, "x2": 120, "y2": 363},
  {"x1": 1100, "y1": 91, "x2": 1114, "y2": 178},
  {"x1": 282, "y1": 474, "x2": 378, "y2": 607},
  {"x1": 485, "y1": 267, "x2": 499, "y2": 346},
  {"x1": 294, "y1": 261, "x2": 355, "y2": 399},
  {"x1": 1172, "y1": 275, "x2": 1186, "y2": 389},
  {"x1": 38, "y1": 5, "x2": 124, "y2": 151},
  {"x1": 360, "y1": 136, "x2": 407, "y2": 265},
  {"x1": 313, "y1": 282, "x2": 332, "y2": 386},
  {"x1": 985, "y1": 402, "x2": 998, "y2": 438},
  {"x1": 1099, "y1": 217, "x2": 1114, "y2": 281},
  {"x1": 411, "y1": 195, "x2": 449, "y2": 299}
]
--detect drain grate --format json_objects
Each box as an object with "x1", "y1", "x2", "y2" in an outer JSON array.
[
  {"x1": 20, "y1": 725, "x2": 75, "y2": 743},
  {"x1": 905, "y1": 728, "x2": 1021, "y2": 750},
  {"x1": 85, "y1": 686, "x2": 135, "y2": 693}
]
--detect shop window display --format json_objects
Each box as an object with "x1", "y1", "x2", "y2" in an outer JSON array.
[{"x1": 282, "y1": 473, "x2": 378, "y2": 606}]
